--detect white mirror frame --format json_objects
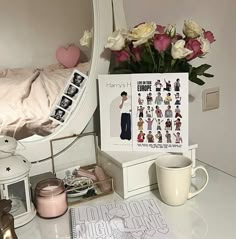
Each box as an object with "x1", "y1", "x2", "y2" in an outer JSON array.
[{"x1": 18, "y1": 0, "x2": 114, "y2": 163}]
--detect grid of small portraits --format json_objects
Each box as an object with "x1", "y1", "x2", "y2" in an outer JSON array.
[
  {"x1": 135, "y1": 77, "x2": 184, "y2": 145},
  {"x1": 50, "y1": 70, "x2": 87, "y2": 124}
]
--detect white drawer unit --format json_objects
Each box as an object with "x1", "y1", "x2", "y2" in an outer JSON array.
[{"x1": 98, "y1": 144, "x2": 198, "y2": 199}]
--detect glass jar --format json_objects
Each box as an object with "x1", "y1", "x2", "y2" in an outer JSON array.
[{"x1": 35, "y1": 178, "x2": 67, "y2": 219}]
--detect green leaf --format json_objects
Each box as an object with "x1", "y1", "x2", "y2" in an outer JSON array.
[
  {"x1": 178, "y1": 61, "x2": 191, "y2": 73},
  {"x1": 195, "y1": 64, "x2": 211, "y2": 75},
  {"x1": 203, "y1": 73, "x2": 214, "y2": 78},
  {"x1": 189, "y1": 76, "x2": 205, "y2": 85}
]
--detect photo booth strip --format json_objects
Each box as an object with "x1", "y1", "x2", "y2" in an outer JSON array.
[{"x1": 49, "y1": 69, "x2": 88, "y2": 124}]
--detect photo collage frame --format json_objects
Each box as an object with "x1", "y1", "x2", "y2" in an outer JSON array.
[{"x1": 49, "y1": 69, "x2": 88, "y2": 124}]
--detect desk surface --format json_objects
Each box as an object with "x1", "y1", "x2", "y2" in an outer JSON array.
[{"x1": 16, "y1": 162, "x2": 236, "y2": 239}]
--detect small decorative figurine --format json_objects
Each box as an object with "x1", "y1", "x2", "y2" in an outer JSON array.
[{"x1": 0, "y1": 199, "x2": 18, "y2": 239}]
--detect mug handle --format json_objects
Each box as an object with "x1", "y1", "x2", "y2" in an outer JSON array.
[{"x1": 188, "y1": 166, "x2": 209, "y2": 199}]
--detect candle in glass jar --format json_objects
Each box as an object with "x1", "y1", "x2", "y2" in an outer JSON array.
[{"x1": 35, "y1": 178, "x2": 67, "y2": 218}]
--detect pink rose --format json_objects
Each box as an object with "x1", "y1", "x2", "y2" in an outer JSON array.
[
  {"x1": 156, "y1": 24, "x2": 165, "y2": 34},
  {"x1": 185, "y1": 38, "x2": 202, "y2": 60},
  {"x1": 113, "y1": 50, "x2": 130, "y2": 62},
  {"x1": 154, "y1": 34, "x2": 172, "y2": 52},
  {"x1": 203, "y1": 30, "x2": 215, "y2": 43},
  {"x1": 130, "y1": 45, "x2": 142, "y2": 62}
]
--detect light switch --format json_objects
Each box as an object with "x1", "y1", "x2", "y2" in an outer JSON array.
[{"x1": 202, "y1": 87, "x2": 219, "y2": 111}]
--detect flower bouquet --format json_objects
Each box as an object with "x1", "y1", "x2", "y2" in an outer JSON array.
[{"x1": 105, "y1": 21, "x2": 215, "y2": 85}]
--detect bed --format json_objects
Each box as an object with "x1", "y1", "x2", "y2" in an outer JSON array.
[{"x1": 0, "y1": 63, "x2": 89, "y2": 140}]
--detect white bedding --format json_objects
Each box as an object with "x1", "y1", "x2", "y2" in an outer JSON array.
[{"x1": 0, "y1": 63, "x2": 89, "y2": 139}]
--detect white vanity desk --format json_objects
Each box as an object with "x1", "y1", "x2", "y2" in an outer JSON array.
[{"x1": 16, "y1": 161, "x2": 236, "y2": 239}]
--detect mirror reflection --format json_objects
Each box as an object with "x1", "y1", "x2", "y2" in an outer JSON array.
[{"x1": 0, "y1": 0, "x2": 93, "y2": 140}]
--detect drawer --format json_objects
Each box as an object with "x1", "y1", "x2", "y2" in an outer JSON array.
[{"x1": 127, "y1": 160, "x2": 157, "y2": 191}]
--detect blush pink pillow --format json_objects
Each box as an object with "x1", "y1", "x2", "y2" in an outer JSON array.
[{"x1": 56, "y1": 45, "x2": 80, "y2": 68}]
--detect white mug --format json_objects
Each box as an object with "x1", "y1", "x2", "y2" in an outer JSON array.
[{"x1": 155, "y1": 155, "x2": 209, "y2": 206}]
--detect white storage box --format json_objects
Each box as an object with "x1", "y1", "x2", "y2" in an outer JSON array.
[{"x1": 98, "y1": 144, "x2": 198, "y2": 199}]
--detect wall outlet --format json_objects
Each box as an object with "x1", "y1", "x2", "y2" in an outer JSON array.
[{"x1": 202, "y1": 87, "x2": 220, "y2": 111}]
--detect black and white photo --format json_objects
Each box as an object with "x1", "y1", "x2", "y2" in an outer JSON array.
[
  {"x1": 58, "y1": 95, "x2": 73, "y2": 110},
  {"x1": 65, "y1": 84, "x2": 79, "y2": 99},
  {"x1": 50, "y1": 108, "x2": 67, "y2": 123},
  {"x1": 71, "y1": 72, "x2": 85, "y2": 88}
]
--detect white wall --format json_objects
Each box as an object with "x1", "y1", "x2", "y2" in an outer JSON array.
[
  {"x1": 0, "y1": 0, "x2": 92, "y2": 68},
  {"x1": 123, "y1": 0, "x2": 236, "y2": 176}
]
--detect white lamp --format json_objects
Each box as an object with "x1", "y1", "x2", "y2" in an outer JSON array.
[{"x1": 0, "y1": 136, "x2": 36, "y2": 228}]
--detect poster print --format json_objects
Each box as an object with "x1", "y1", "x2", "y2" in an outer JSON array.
[
  {"x1": 70, "y1": 198, "x2": 176, "y2": 239},
  {"x1": 132, "y1": 73, "x2": 188, "y2": 152},
  {"x1": 98, "y1": 74, "x2": 132, "y2": 151}
]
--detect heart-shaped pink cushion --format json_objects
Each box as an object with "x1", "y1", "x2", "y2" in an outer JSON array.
[{"x1": 56, "y1": 45, "x2": 80, "y2": 68}]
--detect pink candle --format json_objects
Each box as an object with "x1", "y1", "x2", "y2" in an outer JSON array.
[{"x1": 35, "y1": 178, "x2": 67, "y2": 218}]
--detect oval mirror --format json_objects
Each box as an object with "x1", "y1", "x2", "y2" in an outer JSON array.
[{"x1": 0, "y1": 0, "x2": 113, "y2": 164}]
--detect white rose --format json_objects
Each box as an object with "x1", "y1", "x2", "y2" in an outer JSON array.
[
  {"x1": 80, "y1": 30, "x2": 93, "y2": 48},
  {"x1": 199, "y1": 36, "x2": 210, "y2": 55},
  {"x1": 171, "y1": 40, "x2": 193, "y2": 59},
  {"x1": 165, "y1": 24, "x2": 176, "y2": 37},
  {"x1": 127, "y1": 22, "x2": 156, "y2": 47},
  {"x1": 183, "y1": 20, "x2": 203, "y2": 38},
  {"x1": 105, "y1": 30, "x2": 126, "y2": 51}
]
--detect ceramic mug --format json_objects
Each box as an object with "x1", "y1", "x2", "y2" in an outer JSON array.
[{"x1": 155, "y1": 155, "x2": 209, "y2": 206}]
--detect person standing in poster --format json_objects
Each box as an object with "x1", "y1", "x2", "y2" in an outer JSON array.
[
  {"x1": 137, "y1": 117, "x2": 144, "y2": 131},
  {"x1": 155, "y1": 131, "x2": 162, "y2": 143},
  {"x1": 165, "y1": 131, "x2": 172, "y2": 143},
  {"x1": 174, "y1": 92, "x2": 182, "y2": 105},
  {"x1": 137, "y1": 93, "x2": 144, "y2": 105},
  {"x1": 175, "y1": 105, "x2": 182, "y2": 118},
  {"x1": 146, "y1": 92, "x2": 153, "y2": 105},
  {"x1": 165, "y1": 105, "x2": 173, "y2": 118},
  {"x1": 137, "y1": 131, "x2": 145, "y2": 142},
  {"x1": 174, "y1": 118, "x2": 182, "y2": 130},
  {"x1": 155, "y1": 106, "x2": 163, "y2": 118},
  {"x1": 165, "y1": 119, "x2": 172, "y2": 130},
  {"x1": 137, "y1": 106, "x2": 145, "y2": 118},
  {"x1": 154, "y1": 79, "x2": 163, "y2": 91},
  {"x1": 155, "y1": 118, "x2": 163, "y2": 130},
  {"x1": 174, "y1": 78, "x2": 181, "y2": 91},
  {"x1": 164, "y1": 79, "x2": 171, "y2": 91},
  {"x1": 173, "y1": 132, "x2": 183, "y2": 143},
  {"x1": 119, "y1": 91, "x2": 131, "y2": 140},
  {"x1": 145, "y1": 118, "x2": 154, "y2": 131},
  {"x1": 164, "y1": 93, "x2": 172, "y2": 105},
  {"x1": 146, "y1": 131, "x2": 154, "y2": 143},
  {"x1": 155, "y1": 92, "x2": 163, "y2": 105},
  {"x1": 146, "y1": 106, "x2": 154, "y2": 118}
]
